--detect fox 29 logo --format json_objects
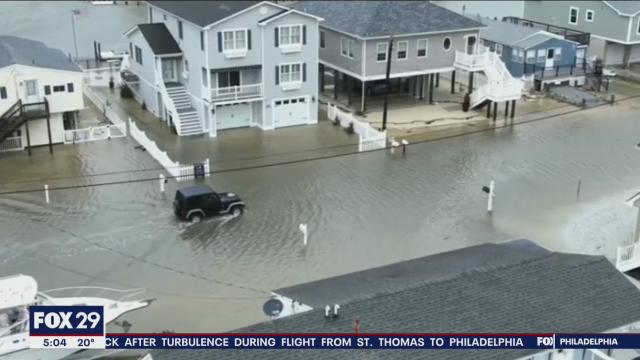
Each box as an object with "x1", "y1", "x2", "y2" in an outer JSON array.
[{"x1": 29, "y1": 305, "x2": 104, "y2": 336}]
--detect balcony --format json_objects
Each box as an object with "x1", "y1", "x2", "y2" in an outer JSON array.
[{"x1": 211, "y1": 83, "x2": 262, "y2": 102}]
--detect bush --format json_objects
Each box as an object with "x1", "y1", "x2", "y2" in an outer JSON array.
[{"x1": 120, "y1": 84, "x2": 133, "y2": 99}]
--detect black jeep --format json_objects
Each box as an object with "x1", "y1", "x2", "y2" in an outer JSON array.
[{"x1": 173, "y1": 185, "x2": 245, "y2": 222}]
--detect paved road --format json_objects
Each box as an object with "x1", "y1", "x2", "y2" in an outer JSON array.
[{"x1": 2, "y1": 87, "x2": 640, "y2": 332}]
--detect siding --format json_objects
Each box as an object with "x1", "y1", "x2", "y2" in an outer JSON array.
[
  {"x1": 523, "y1": 1, "x2": 629, "y2": 42},
  {"x1": 127, "y1": 30, "x2": 160, "y2": 116},
  {"x1": 319, "y1": 28, "x2": 363, "y2": 77}
]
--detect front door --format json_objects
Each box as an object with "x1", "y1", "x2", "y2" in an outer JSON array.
[
  {"x1": 466, "y1": 36, "x2": 477, "y2": 55},
  {"x1": 545, "y1": 48, "x2": 555, "y2": 68},
  {"x1": 162, "y1": 60, "x2": 177, "y2": 83},
  {"x1": 24, "y1": 79, "x2": 38, "y2": 103}
]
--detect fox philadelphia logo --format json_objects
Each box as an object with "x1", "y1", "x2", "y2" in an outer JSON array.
[{"x1": 29, "y1": 305, "x2": 105, "y2": 336}]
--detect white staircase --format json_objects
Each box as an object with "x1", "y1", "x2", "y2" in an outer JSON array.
[
  {"x1": 454, "y1": 48, "x2": 524, "y2": 108},
  {"x1": 165, "y1": 84, "x2": 203, "y2": 136}
]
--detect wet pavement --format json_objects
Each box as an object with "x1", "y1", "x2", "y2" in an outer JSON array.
[{"x1": 2, "y1": 83, "x2": 640, "y2": 332}]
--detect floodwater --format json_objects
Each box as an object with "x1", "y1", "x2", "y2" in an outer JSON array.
[
  {"x1": 0, "y1": 1, "x2": 146, "y2": 58},
  {"x1": 2, "y1": 95, "x2": 640, "y2": 332}
]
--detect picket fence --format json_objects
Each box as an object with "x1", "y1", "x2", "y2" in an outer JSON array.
[
  {"x1": 327, "y1": 103, "x2": 387, "y2": 152},
  {"x1": 128, "y1": 118, "x2": 210, "y2": 182}
]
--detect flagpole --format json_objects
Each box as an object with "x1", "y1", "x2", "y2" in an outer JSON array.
[{"x1": 71, "y1": 10, "x2": 79, "y2": 61}]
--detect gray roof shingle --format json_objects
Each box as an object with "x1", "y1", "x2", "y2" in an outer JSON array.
[
  {"x1": 151, "y1": 240, "x2": 640, "y2": 360},
  {"x1": 605, "y1": 1, "x2": 640, "y2": 16},
  {"x1": 147, "y1": 1, "x2": 261, "y2": 28},
  {"x1": 0, "y1": 36, "x2": 81, "y2": 72},
  {"x1": 479, "y1": 17, "x2": 552, "y2": 48},
  {"x1": 136, "y1": 23, "x2": 181, "y2": 55},
  {"x1": 291, "y1": 1, "x2": 485, "y2": 38}
]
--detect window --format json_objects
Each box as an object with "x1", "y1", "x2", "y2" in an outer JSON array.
[
  {"x1": 569, "y1": 7, "x2": 578, "y2": 25},
  {"x1": 495, "y1": 43, "x2": 503, "y2": 56},
  {"x1": 200, "y1": 31, "x2": 204, "y2": 51},
  {"x1": 279, "y1": 25, "x2": 303, "y2": 46},
  {"x1": 134, "y1": 46, "x2": 142, "y2": 65},
  {"x1": 44, "y1": 85, "x2": 51, "y2": 95},
  {"x1": 585, "y1": 9, "x2": 594, "y2": 22},
  {"x1": 218, "y1": 71, "x2": 240, "y2": 88},
  {"x1": 26, "y1": 81, "x2": 37, "y2": 96},
  {"x1": 417, "y1": 39, "x2": 428, "y2": 58},
  {"x1": 52, "y1": 85, "x2": 65, "y2": 93},
  {"x1": 178, "y1": 20, "x2": 183, "y2": 40},
  {"x1": 222, "y1": 29, "x2": 248, "y2": 51},
  {"x1": 67, "y1": 83, "x2": 74, "y2": 92},
  {"x1": 320, "y1": 31, "x2": 325, "y2": 48},
  {"x1": 0, "y1": 86, "x2": 6, "y2": 99},
  {"x1": 163, "y1": 13, "x2": 167, "y2": 21},
  {"x1": 184, "y1": 59, "x2": 189, "y2": 72},
  {"x1": 443, "y1": 37, "x2": 452, "y2": 51},
  {"x1": 397, "y1": 41, "x2": 408, "y2": 60},
  {"x1": 537, "y1": 49, "x2": 545, "y2": 63},
  {"x1": 129, "y1": 42, "x2": 132, "y2": 58},
  {"x1": 511, "y1": 48, "x2": 524, "y2": 63},
  {"x1": 526, "y1": 49, "x2": 535, "y2": 63},
  {"x1": 376, "y1": 42, "x2": 388, "y2": 62},
  {"x1": 340, "y1": 37, "x2": 354, "y2": 58},
  {"x1": 279, "y1": 63, "x2": 302, "y2": 83},
  {"x1": 554, "y1": 47, "x2": 562, "y2": 60}
]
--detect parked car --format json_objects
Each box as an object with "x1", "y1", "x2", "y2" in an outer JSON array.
[
  {"x1": 353, "y1": 80, "x2": 388, "y2": 96},
  {"x1": 173, "y1": 185, "x2": 245, "y2": 222}
]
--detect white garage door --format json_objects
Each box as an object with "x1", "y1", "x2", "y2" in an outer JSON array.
[
  {"x1": 273, "y1": 97, "x2": 309, "y2": 128},
  {"x1": 216, "y1": 103, "x2": 251, "y2": 130},
  {"x1": 605, "y1": 42, "x2": 625, "y2": 66}
]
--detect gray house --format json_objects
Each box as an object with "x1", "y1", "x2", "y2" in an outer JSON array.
[
  {"x1": 150, "y1": 239, "x2": 640, "y2": 360},
  {"x1": 479, "y1": 17, "x2": 587, "y2": 86},
  {"x1": 522, "y1": 1, "x2": 640, "y2": 66},
  {"x1": 124, "y1": 1, "x2": 322, "y2": 137},
  {"x1": 291, "y1": 1, "x2": 486, "y2": 112}
]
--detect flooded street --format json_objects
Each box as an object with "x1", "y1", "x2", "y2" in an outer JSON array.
[
  {"x1": 2, "y1": 0, "x2": 640, "y2": 334},
  {"x1": 2, "y1": 96, "x2": 640, "y2": 332}
]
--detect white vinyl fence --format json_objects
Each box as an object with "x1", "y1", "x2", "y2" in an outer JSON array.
[
  {"x1": 0, "y1": 136, "x2": 24, "y2": 152},
  {"x1": 128, "y1": 118, "x2": 210, "y2": 182},
  {"x1": 63, "y1": 123, "x2": 126, "y2": 144},
  {"x1": 616, "y1": 242, "x2": 640, "y2": 272},
  {"x1": 327, "y1": 103, "x2": 387, "y2": 152}
]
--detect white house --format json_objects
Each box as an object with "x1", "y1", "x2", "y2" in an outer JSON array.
[{"x1": 0, "y1": 36, "x2": 84, "y2": 152}]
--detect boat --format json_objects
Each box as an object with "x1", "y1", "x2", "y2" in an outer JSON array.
[{"x1": 0, "y1": 275, "x2": 154, "y2": 360}]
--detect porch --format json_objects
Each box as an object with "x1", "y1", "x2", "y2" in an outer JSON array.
[{"x1": 209, "y1": 65, "x2": 263, "y2": 103}]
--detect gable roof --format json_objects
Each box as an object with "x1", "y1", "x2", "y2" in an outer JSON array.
[
  {"x1": 133, "y1": 23, "x2": 181, "y2": 55},
  {"x1": 604, "y1": 1, "x2": 640, "y2": 16},
  {"x1": 147, "y1": 1, "x2": 263, "y2": 28},
  {"x1": 479, "y1": 17, "x2": 570, "y2": 49},
  {"x1": 0, "y1": 36, "x2": 81, "y2": 72},
  {"x1": 151, "y1": 240, "x2": 640, "y2": 360},
  {"x1": 291, "y1": 1, "x2": 485, "y2": 39}
]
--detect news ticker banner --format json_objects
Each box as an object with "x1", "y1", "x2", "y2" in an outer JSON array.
[{"x1": 29, "y1": 305, "x2": 640, "y2": 350}]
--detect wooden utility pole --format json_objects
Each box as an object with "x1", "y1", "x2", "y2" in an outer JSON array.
[{"x1": 381, "y1": 36, "x2": 393, "y2": 131}]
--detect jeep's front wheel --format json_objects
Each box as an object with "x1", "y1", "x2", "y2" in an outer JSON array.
[
  {"x1": 230, "y1": 206, "x2": 243, "y2": 216},
  {"x1": 189, "y1": 213, "x2": 202, "y2": 223}
]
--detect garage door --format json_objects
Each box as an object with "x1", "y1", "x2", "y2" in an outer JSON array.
[
  {"x1": 605, "y1": 42, "x2": 624, "y2": 66},
  {"x1": 273, "y1": 97, "x2": 309, "y2": 128},
  {"x1": 216, "y1": 103, "x2": 251, "y2": 130}
]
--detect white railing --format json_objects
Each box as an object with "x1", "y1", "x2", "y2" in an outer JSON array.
[
  {"x1": 83, "y1": 85, "x2": 125, "y2": 124},
  {"x1": 471, "y1": 79, "x2": 524, "y2": 107},
  {"x1": 616, "y1": 242, "x2": 640, "y2": 272},
  {"x1": 128, "y1": 118, "x2": 210, "y2": 182},
  {"x1": 327, "y1": 103, "x2": 387, "y2": 152},
  {"x1": 154, "y1": 68, "x2": 183, "y2": 135},
  {"x1": 0, "y1": 136, "x2": 24, "y2": 152},
  {"x1": 211, "y1": 84, "x2": 262, "y2": 102},
  {"x1": 63, "y1": 123, "x2": 126, "y2": 144}
]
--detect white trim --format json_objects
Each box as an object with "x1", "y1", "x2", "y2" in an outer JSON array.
[
  {"x1": 363, "y1": 27, "x2": 483, "y2": 40},
  {"x1": 3, "y1": 64, "x2": 83, "y2": 76},
  {"x1": 258, "y1": 8, "x2": 324, "y2": 25},
  {"x1": 320, "y1": 24, "x2": 365, "y2": 40},
  {"x1": 123, "y1": 24, "x2": 140, "y2": 37},
  {"x1": 221, "y1": 28, "x2": 249, "y2": 52},
  {"x1": 637, "y1": 17, "x2": 640, "y2": 35},
  {"x1": 443, "y1": 37, "x2": 452, "y2": 52},
  {"x1": 277, "y1": 24, "x2": 304, "y2": 47},
  {"x1": 585, "y1": 9, "x2": 595, "y2": 22},
  {"x1": 157, "y1": 53, "x2": 183, "y2": 58},
  {"x1": 568, "y1": 7, "x2": 579, "y2": 25},
  {"x1": 396, "y1": 40, "x2": 409, "y2": 61},
  {"x1": 362, "y1": 39, "x2": 367, "y2": 78},
  {"x1": 364, "y1": 66, "x2": 454, "y2": 81},
  {"x1": 375, "y1": 42, "x2": 388, "y2": 63},
  {"x1": 278, "y1": 62, "x2": 303, "y2": 84},
  {"x1": 319, "y1": 60, "x2": 363, "y2": 81},
  {"x1": 627, "y1": 16, "x2": 634, "y2": 42},
  {"x1": 203, "y1": 1, "x2": 288, "y2": 29},
  {"x1": 416, "y1": 38, "x2": 428, "y2": 58},
  {"x1": 590, "y1": 33, "x2": 640, "y2": 45},
  {"x1": 214, "y1": 97, "x2": 264, "y2": 106}
]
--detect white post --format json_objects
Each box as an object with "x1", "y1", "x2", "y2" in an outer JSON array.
[
  {"x1": 299, "y1": 223, "x2": 308, "y2": 246},
  {"x1": 159, "y1": 174, "x2": 165, "y2": 192},
  {"x1": 487, "y1": 180, "x2": 495, "y2": 212},
  {"x1": 390, "y1": 138, "x2": 399, "y2": 154},
  {"x1": 44, "y1": 184, "x2": 49, "y2": 204}
]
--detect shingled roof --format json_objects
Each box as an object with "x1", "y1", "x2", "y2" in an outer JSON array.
[
  {"x1": 135, "y1": 23, "x2": 181, "y2": 55},
  {"x1": 147, "y1": 1, "x2": 262, "y2": 28},
  {"x1": 291, "y1": 1, "x2": 485, "y2": 38},
  {"x1": 0, "y1": 36, "x2": 81, "y2": 72},
  {"x1": 151, "y1": 240, "x2": 640, "y2": 360}
]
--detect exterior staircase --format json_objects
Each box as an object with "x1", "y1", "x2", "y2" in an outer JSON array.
[
  {"x1": 159, "y1": 83, "x2": 203, "y2": 136},
  {"x1": 454, "y1": 47, "x2": 524, "y2": 108}
]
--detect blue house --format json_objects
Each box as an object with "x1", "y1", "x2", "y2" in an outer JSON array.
[{"x1": 479, "y1": 17, "x2": 588, "y2": 87}]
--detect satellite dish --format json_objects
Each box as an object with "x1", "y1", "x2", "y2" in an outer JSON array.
[{"x1": 263, "y1": 298, "x2": 284, "y2": 317}]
